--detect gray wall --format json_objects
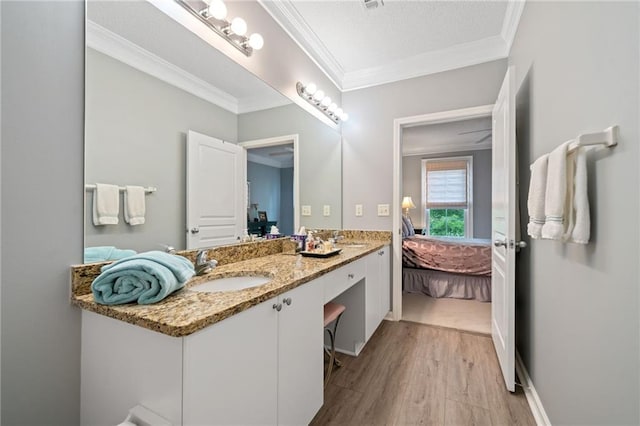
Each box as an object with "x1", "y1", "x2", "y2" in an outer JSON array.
[
  {"x1": 342, "y1": 60, "x2": 507, "y2": 230},
  {"x1": 511, "y1": 2, "x2": 639, "y2": 424},
  {"x1": 402, "y1": 149, "x2": 492, "y2": 238},
  {"x1": 247, "y1": 161, "x2": 281, "y2": 225},
  {"x1": 239, "y1": 104, "x2": 342, "y2": 229},
  {"x1": 1, "y1": 2, "x2": 84, "y2": 424},
  {"x1": 85, "y1": 49, "x2": 237, "y2": 252},
  {"x1": 280, "y1": 168, "x2": 294, "y2": 235}
]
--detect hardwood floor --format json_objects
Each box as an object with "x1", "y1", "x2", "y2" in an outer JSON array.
[{"x1": 311, "y1": 321, "x2": 535, "y2": 426}]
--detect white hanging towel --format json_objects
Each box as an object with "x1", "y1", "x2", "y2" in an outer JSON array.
[
  {"x1": 92, "y1": 183, "x2": 119, "y2": 225},
  {"x1": 124, "y1": 185, "x2": 146, "y2": 226},
  {"x1": 560, "y1": 150, "x2": 577, "y2": 242},
  {"x1": 541, "y1": 141, "x2": 572, "y2": 240},
  {"x1": 527, "y1": 153, "x2": 549, "y2": 239},
  {"x1": 569, "y1": 147, "x2": 590, "y2": 244}
]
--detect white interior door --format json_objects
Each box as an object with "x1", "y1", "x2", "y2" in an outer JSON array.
[
  {"x1": 491, "y1": 66, "x2": 517, "y2": 392},
  {"x1": 186, "y1": 130, "x2": 246, "y2": 249}
]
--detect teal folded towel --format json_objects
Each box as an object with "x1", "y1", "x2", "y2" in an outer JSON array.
[
  {"x1": 91, "y1": 251, "x2": 195, "y2": 305},
  {"x1": 84, "y1": 246, "x2": 137, "y2": 263}
]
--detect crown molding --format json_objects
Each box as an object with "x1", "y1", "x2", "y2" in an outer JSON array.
[
  {"x1": 501, "y1": 0, "x2": 526, "y2": 54},
  {"x1": 258, "y1": 0, "x2": 344, "y2": 89},
  {"x1": 342, "y1": 36, "x2": 508, "y2": 91},
  {"x1": 86, "y1": 20, "x2": 240, "y2": 113},
  {"x1": 247, "y1": 152, "x2": 292, "y2": 169},
  {"x1": 402, "y1": 142, "x2": 492, "y2": 157},
  {"x1": 237, "y1": 95, "x2": 292, "y2": 114}
]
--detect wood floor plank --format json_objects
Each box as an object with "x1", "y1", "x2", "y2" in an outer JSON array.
[
  {"x1": 445, "y1": 332, "x2": 490, "y2": 409},
  {"x1": 444, "y1": 399, "x2": 493, "y2": 426},
  {"x1": 312, "y1": 321, "x2": 535, "y2": 426}
]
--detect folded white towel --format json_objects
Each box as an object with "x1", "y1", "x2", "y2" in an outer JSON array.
[
  {"x1": 527, "y1": 154, "x2": 549, "y2": 239},
  {"x1": 124, "y1": 185, "x2": 146, "y2": 226},
  {"x1": 92, "y1": 183, "x2": 119, "y2": 226},
  {"x1": 570, "y1": 147, "x2": 590, "y2": 244},
  {"x1": 541, "y1": 141, "x2": 571, "y2": 240}
]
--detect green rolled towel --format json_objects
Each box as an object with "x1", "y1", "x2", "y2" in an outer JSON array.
[{"x1": 91, "y1": 251, "x2": 195, "y2": 305}]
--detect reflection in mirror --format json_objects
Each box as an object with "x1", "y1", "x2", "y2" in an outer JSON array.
[{"x1": 84, "y1": 1, "x2": 342, "y2": 256}]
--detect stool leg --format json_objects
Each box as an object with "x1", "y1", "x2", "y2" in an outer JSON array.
[
  {"x1": 331, "y1": 313, "x2": 343, "y2": 368},
  {"x1": 324, "y1": 312, "x2": 345, "y2": 387}
]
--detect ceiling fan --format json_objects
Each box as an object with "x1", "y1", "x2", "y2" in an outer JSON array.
[{"x1": 459, "y1": 128, "x2": 492, "y2": 144}]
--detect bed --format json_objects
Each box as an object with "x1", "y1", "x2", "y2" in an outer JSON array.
[{"x1": 402, "y1": 232, "x2": 492, "y2": 302}]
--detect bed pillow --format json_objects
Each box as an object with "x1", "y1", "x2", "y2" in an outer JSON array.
[
  {"x1": 402, "y1": 215, "x2": 416, "y2": 237},
  {"x1": 401, "y1": 218, "x2": 409, "y2": 238}
]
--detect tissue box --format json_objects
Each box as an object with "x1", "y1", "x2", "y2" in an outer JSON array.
[{"x1": 290, "y1": 234, "x2": 307, "y2": 250}]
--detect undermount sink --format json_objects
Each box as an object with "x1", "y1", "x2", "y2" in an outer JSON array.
[
  {"x1": 338, "y1": 243, "x2": 367, "y2": 248},
  {"x1": 190, "y1": 276, "x2": 271, "y2": 293}
]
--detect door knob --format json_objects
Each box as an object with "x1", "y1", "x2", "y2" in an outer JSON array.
[
  {"x1": 493, "y1": 239, "x2": 507, "y2": 248},
  {"x1": 190, "y1": 227, "x2": 200, "y2": 234},
  {"x1": 511, "y1": 240, "x2": 527, "y2": 248}
]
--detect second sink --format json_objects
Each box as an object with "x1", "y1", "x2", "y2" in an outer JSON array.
[{"x1": 190, "y1": 276, "x2": 271, "y2": 293}]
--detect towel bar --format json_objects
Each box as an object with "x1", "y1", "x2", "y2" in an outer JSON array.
[
  {"x1": 85, "y1": 184, "x2": 157, "y2": 194},
  {"x1": 568, "y1": 125, "x2": 619, "y2": 153}
]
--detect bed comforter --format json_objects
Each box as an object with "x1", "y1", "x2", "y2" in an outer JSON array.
[{"x1": 402, "y1": 236, "x2": 492, "y2": 277}]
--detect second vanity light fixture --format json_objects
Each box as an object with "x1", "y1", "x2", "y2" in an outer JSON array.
[
  {"x1": 297, "y1": 82, "x2": 349, "y2": 123},
  {"x1": 175, "y1": 0, "x2": 264, "y2": 57}
]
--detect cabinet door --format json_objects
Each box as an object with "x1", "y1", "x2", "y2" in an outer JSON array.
[
  {"x1": 379, "y1": 245, "x2": 391, "y2": 321},
  {"x1": 278, "y1": 279, "x2": 324, "y2": 426},
  {"x1": 365, "y1": 251, "x2": 382, "y2": 341},
  {"x1": 183, "y1": 298, "x2": 278, "y2": 425}
]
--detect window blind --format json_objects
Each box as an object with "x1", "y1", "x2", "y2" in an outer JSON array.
[{"x1": 425, "y1": 159, "x2": 469, "y2": 209}]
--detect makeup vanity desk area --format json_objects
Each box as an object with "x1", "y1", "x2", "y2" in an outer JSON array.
[{"x1": 71, "y1": 232, "x2": 391, "y2": 425}]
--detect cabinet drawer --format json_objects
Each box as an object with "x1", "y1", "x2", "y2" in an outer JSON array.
[{"x1": 323, "y1": 258, "x2": 366, "y2": 303}]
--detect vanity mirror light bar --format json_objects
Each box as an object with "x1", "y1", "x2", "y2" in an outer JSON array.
[
  {"x1": 297, "y1": 82, "x2": 349, "y2": 123},
  {"x1": 174, "y1": 0, "x2": 264, "y2": 57},
  {"x1": 85, "y1": 184, "x2": 157, "y2": 194}
]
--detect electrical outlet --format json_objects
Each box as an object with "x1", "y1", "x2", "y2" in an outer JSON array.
[
  {"x1": 377, "y1": 204, "x2": 390, "y2": 216},
  {"x1": 301, "y1": 205, "x2": 311, "y2": 216},
  {"x1": 323, "y1": 205, "x2": 331, "y2": 216},
  {"x1": 355, "y1": 204, "x2": 363, "y2": 217}
]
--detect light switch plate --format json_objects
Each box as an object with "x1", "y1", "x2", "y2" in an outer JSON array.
[
  {"x1": 355, "y1": 204, "x2": 363, "y2": 217},
  {"x1": 301, "y1": 205, "x2": 311, "y2": 216},
  {"x1": 323, "y1": 205, "x2": 331, "y2": 216},
  {"x1": 377, "y1": 204, "x2": 390, "y2": 216}
]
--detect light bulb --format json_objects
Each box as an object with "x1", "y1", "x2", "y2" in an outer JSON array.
[
  {"x1": 340, "y1": 112, "x2": 349, "y2": 122},
  {"x1": 304, "y1": 83, "x2": 317, "y2": 95},
  {"x1": 207, "y1": 0, "x2": 227, "y2": 20},
  {"x1": 335, "y1": 107, "x2": 343, "y2": 117},
  {"x1": 328, "y1": 103, "x2": 337, "y2": 113},
  {"x1": 313, "y1": 90, "x2": 325, "y2": 102},
  {"x1": 230, "y1": 17, "x2": 247, "y2": 36},
  {"x1": 321, "y1": 96, "x2": 331, "y2": 107},
  {"x1": 248, "y1": 33, "x2": 264, "y2": 50}
]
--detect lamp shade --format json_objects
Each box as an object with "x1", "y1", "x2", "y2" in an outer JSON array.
[{"x1": 401, "y1": 196, "x2": 416, "y2": 209}]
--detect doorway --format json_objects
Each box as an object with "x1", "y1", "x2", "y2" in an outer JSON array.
[
  {"x1": 238, "y1": 135, "x2": 300, "y2": 236},
  {"x1": 392, "y1": 105, "x2": 494, "y2": 322}
]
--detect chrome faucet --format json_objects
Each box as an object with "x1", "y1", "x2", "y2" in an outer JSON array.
[{"x1": 195, "y1": 249, "x2": 218, "y2": 276}]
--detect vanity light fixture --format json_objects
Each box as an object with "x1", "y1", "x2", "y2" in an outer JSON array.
[
  {"x1": 175, "y1": 0, "x2": 264, "y2": 57},
  {"x1": 297, "y1": 82, "x2": 349, "y2": 123}
]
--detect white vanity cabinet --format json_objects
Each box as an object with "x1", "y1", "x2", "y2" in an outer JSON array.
[
  {"x1": 81, "y1": 279, "x2": 323, "y2": 426},
  {"x1": 183, "y1": 278, "x2": 323, "y2": 426},
  {"x1": 365, "y1": 245, "x2": 391, "y2": 341}
]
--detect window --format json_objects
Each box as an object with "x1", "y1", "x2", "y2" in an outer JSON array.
[{"x1": 421, "y1": 156, "x2": 473, "y2": 238}]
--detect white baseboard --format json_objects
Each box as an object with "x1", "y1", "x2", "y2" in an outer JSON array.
[{"x1": 515, "y1": 350, "x2": 552, "y2": 426}]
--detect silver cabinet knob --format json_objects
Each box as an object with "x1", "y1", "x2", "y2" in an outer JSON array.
[
  {"x1": 378, "y1": 251, "x2": 384, "y2": 256},
  {"x1": 283, "y1": 297, "x2": 292, "y2": 306},
  {"x1": 348, "y1": 273, "x2": 354, "y2": 279},
  {"x1": 494, "y1": 239, "x2": 507, "y2": 247},
  {"x1": 273, "y1": 303, "x2": 282, "y2": 312},
  {"x1": 190, "y1": 227, "x2": 200, "y2": 234}
]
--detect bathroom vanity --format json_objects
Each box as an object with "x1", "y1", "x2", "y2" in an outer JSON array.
[{"x1": 73, "y1": 233, "x2": 390, "y2": 425}]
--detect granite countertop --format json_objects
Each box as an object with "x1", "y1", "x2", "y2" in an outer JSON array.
[{"x1": 71, "y1": 233, "x2": 390, "y2": 338}]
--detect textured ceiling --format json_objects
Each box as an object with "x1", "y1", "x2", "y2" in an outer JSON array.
[
  {"x1": 402, "y1": 116, "x2": 492, "y2": 155},
  {"x1": 292, "y1": 1, "x2": 508, "y2": 72}
]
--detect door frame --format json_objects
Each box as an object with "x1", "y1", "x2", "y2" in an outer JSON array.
[
  {"x1": 391, "y1": 104, "x2": 494, "y2": 321},
  {"x1": 238, "y1": 134, "x2": 300, "y2": 234}
]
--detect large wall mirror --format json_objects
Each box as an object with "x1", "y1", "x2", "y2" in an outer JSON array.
[{"x1": 84, "y1": 1, "x2": 342, "y2": 255}]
